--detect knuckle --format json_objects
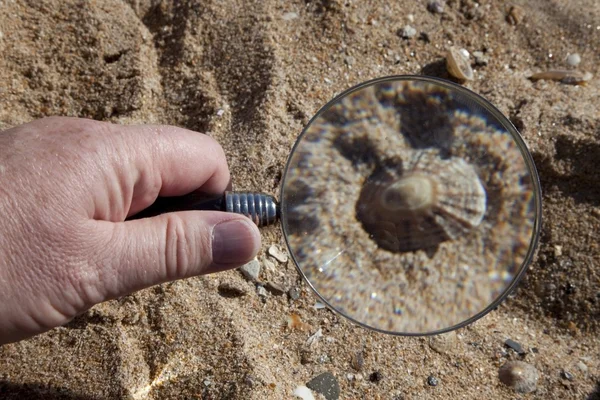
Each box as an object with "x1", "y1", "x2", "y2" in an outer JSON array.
[{"x1": 163, "y1": 214, "x2": 203, "y2": 279}]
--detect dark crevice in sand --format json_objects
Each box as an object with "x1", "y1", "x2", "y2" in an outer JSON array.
[
  {"x1": 532, "y1": 135, "x2": 600, "y2": 207},
  {"x1": 138, "y1": 1, "x2": 217, "y2": 133},
  {"x1": 0, "y1": 381, "x2": 104, "y2": 400}
]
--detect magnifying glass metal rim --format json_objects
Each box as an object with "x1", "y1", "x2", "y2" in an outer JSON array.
[{"x1": 279, "y1": 74, "x2": 543, "y2": 337}]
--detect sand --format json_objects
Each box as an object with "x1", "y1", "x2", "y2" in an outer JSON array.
[{"x1": 0, "y1": 0, "x2": 599, "y2": 399}]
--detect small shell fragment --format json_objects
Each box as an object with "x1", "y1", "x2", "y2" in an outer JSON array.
[
  {"x1": 446, "y1": 46, "x2": 474, "y2": 81},
  {"x1": 529, "y1": 70, "x2": 592, "y2": 85},
  {"x1": 268, "y1": 244, "x2": 289, "y2": 263}
]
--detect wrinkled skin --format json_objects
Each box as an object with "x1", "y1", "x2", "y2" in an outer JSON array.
[{"x1": 0, "y1": 117, "x2": 261, "y2": 345}]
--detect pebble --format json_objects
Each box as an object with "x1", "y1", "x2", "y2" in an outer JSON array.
[
  {"x1": 427, "y1": 0, "x2": 445, "y2": 14},
  {"x1": 576, "y1": 361, "x2": 588, "y2": 373},
  {"x1": 504, "y1": 338, "x2": 526, "y2": 355},
  {"x1": 293, "y1": 385, "x2": 316, "y2": 400},
  {"x1": 306, "y1": 372, "x2": 340, "y2": 400},
  {"x1": 566, "y1": 53, "x2": 581, "y2": 67},
  {"x1": 427, "y1": 375, "x2": 439, "y2": 386},
  {"x1": 256, "y1": 286, "x2": 268, "y2": 297},
  {"x1": 400, "y1": 25, "x2": 417, "y2": 39},
  {"x1": 263, "y1": 257, "x2": 276, "y2": 272},
  {"x1": 506, "y1": 5, "x2": 525, "y2": 25},
  {"x1": 265, "y1": 281, "x2": 285, "y2": 296},
  {"x1": 344, "y1": 55, "x2": 355, "y2": 66},
  {"x1": 428, "y1": 331, "x2": 459, "y2": 354},
  {"x1": 472, "y1": 51, "x2": 489, "y2": 66},
  {"x1": 268, "y1": 245, "x2": 289, "y2": 263},
  {"x1": 239, "y1": 259, "x2": 260, "y2": 282},
  {"x1": 282, "y1": 12, "x2": 299, "y2": 21},
  {"x1": 351, "y1": 351, "x2": 364, "y2": 371},
  {"x1": 560, "y1": 370, "x2": 574, "y2": 381},
  {"x1": 216, "y1": 108, "x2": 225, "y2": 117},
  {"x1": 288, "y1": 287, "x2": 301, "y2": 300},
  {"x1": 498, "y1": 361, "x2": 539, "y2": 394}
]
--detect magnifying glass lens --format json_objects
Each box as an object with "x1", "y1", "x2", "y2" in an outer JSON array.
[{"x1": 280, "y1": 76, "x2": 541, "y2": 335}]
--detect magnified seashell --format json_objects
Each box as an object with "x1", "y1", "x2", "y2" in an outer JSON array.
[
  {"x1": 446, "y1": 46, "x2": 474, "y2": 81},
  {"x1": 357, "y1": 149, "x2": 486, "y2": 252}
]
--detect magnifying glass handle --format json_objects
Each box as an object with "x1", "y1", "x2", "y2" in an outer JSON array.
[{"x1": 128, "y1": 191, "x2": 280, "y2": 227}]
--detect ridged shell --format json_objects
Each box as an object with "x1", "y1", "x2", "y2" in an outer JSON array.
[
  {"x1": 446, "y1": 46, "x2": 474, "y2": 81},
  {"x1": 356, "y1": 150, "x2": 486, "y2": 252}
]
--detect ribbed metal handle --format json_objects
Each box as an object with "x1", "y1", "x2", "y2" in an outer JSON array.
[{"x1": 128, "y1": 191, "x2": 280, "y2": 227}]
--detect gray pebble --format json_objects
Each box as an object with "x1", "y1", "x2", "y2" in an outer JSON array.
[
  {"x1": 560, "y1": 370, "x2": 574, "y2": 381},
  {"x1": 239, "y1": 259, "x2": 260, "y2": 282},
  {"x1": 288, "y1": 287, "x2": 300, "y2": 300},
  {"x1": 400, "y1": 25, "x2": 417, "y2": 39},
  {"x1": 427, "y1": 375, "x2": 438, "y2": 386},
  {"x1": 427, "y1": 0, "x2": 445, "y2": 14},
  {"x1": 567, "y1": 53, "x2": 581, "y2": 67},
  {"x1": 256, "y1": 286, "x2": 268, "y2": 297},
  {"x1": 265, "y1": 281, "x2": 285, "y2": 296},
  {"x1": 504, "y1": 338, "x2": 526, "y2": 355},
  {"x1": 306, "y1": 372, "x2": 340, "y2": 400},
  {"x1": 498, "y1": 361, "x2": 539, "y2": 394},
  {"x1": 472, "y1": 51, "x2": 489, "y2": 66},
  {"x1": 344, "y1": 55, "x2": 355, "y2": 66}
]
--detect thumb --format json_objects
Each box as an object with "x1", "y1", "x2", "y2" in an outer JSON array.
[{"x1": 95, "y1": 211, "x2": 261, "y2": 300}]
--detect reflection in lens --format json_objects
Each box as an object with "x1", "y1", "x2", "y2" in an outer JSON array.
[{"x1": 280, "y1": 76, "x2": 541, "y2": 335}]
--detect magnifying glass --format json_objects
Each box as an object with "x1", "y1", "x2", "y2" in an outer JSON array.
[{"x1": 131, "y1": 75, "x2": 542, "y2": 336}]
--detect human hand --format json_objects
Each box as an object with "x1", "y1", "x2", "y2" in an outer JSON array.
[{"x1": 0, "y1": 117, "x2": 261, "y2": 345}]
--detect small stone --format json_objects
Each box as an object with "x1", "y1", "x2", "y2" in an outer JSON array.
[
  {"x1": 306, "y1": 372, "x2": 340, "y2": 400},
  {"x1": 498, "y1": 361, "x2": 539, "y2": 394},
  {"x1": 269, "y1": 245, "x2": 289, "y2": 263},
  {"x1": 427, "y1": 375, "x2": 438, "y2": 386},
  {"x1": 472, "y1": 51, "x2": 489, "y2": 66},
  {"x1": 560, "y1": 370, "x2": 574, "y2": 381},
  {"x1": 282, "y1": 12, "x2": 299, "y2": 21},
  {"x1": 344, "y1": 55, "x2": 355, "y2": 66},
  {"x1": 216, "y1": 108, "x2": 225, "y2": 117},
  {"x1": 263, "y1": 257, "x2": 276, "y2": 272},
  {"x1": 257, "y1": 286, "x2": 268, "y2": 297},
  {"x1": 318, "y1": 354, "x2": 330, "y2": 364},
  {"x1": 576, "y1": 361, "x2": 588, "y2": 373},
  {"x1": 288, "y1": 288, "x2": 301, "y2": 300},
  {"x1": 506, "y1": 5, "x2": 525, "y2": 25},
  {"x1": 265, "y1": 281, "x2": 285, "y2": 296},
  {"x1": 399, "y1": 25, "x2": 417, "y2": 39},
  {"x1": 504, "y1": 339, "x2": 526, "y2": 355},
  {"x1": 427, "y1": 0, "x2": 445, "y2": 14},
  {"x1": 566, "y1": 53, "x2": 581, "y2": 67},
  {"x1": 239, "y1": 259, "x2": 260, "y2": 282},
  {"x1": 554, "y1": 245, "x2": 563, "y2": 257},
  {"x1": 293, "y1": 385, "x2": 316, "y2": 400},
  {"x1": 369, "y1": 371, "x2": 383, "y2": 382},
  {"x1": 428, "y1": 331, "x2": 459, "y2": 354},
  {"x1": 351, "y1": 351, "x2": 364, "y2": 371}
]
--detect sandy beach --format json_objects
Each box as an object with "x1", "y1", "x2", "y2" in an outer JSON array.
[{"x1": 0, "y1": 0, "x2": 599, "y2": 399}]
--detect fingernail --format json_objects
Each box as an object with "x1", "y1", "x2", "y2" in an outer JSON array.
[{"x1": 212, "y1": 219, "x2": 260, "y2": 264}]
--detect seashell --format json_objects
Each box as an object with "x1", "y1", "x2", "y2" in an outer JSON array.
[
  {"x1": 446, "y1": 46, "x2": 474, "y2": 81},
  {"x1": 356, "y1": 149, "x2": 486, "y2": 252},
  {"x1": 529, "y1": 69, "x2": 592, "y2": 85}
]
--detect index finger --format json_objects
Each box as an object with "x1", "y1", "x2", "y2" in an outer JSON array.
[{"x1": 115, "y1": 123, "x2": 231, "y2": 216}]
